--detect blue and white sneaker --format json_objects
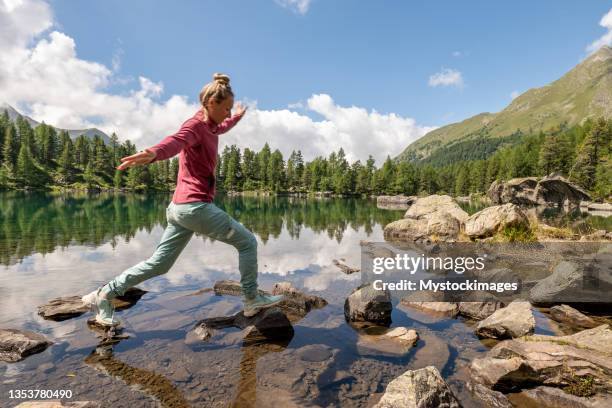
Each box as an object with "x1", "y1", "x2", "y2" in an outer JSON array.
[
  {"x1": 243, "y1": 294, "x2": 284, "y2": 317},
  {"x1": 81, "y1": 287, "x2": 121, "y2": 327}
]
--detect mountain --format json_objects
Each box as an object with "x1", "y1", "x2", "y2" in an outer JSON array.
[
  {"x1": 0, "y1": 103, "x2": 111, "y2": 144},
  {"x1": 397, "y1": 45, "x2": 612, "y2": 164}
]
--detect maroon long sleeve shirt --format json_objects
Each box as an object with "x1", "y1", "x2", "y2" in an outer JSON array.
[{"x1": 148, "y1": 110, "x2": 244, "y2": 203}]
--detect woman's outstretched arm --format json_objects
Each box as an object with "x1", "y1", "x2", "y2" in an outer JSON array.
[{"x1": 117, "y1": 121, "x2": 199, "y2": 170}]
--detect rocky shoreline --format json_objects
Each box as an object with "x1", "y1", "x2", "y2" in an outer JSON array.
[{"x1": 381, "y1": 175, "x2": 611, "y2": 243}]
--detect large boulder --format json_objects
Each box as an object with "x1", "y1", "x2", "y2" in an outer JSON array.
[
  {"x1": 470, "y1": 325, "x2": 612, "y2": 397},
  {"x1": 520, "y1": 386, "x2": 610, "y2": 408},
  {"x1": 404, "y1": 195, "x2": 469, "y2": 223},
  {"x1": 550, "y1": 304, "x2": 598, "y2": 329},
  {"x1": 344, "y1": 283, "x2": 392, "y2": 325},
  {"x1": 475, "y1": 300, "x2": 535, "y2": 339},
  {"x1": 529, "y1": 261, "x2": 609, "y2": 304},
  {"x1": 464, "y1": 204, "x2": 529, "y2": 238},
  {"x1": 488, "y1": 178, "x2": 539, "y2": 205},
  {"x1": 487, "y1": 175, "x2": 591, "y2": 206},
  {"x1": 373, "y1": 366, "x2": 462, "y2": 408},
  {"x1": 384, "y1": 195, "x2": 468, "y2": 242},
  {"x1": 0, "y1": 329, "x2": 53, "y2": 362},
  {"x1": 537, "y1": 174, "x2": 591, "y2": 205}
]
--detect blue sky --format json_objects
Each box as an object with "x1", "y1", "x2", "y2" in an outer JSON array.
[
  {"x1": 46, "y1": 0, "x2": 610, "y2": 124},
  {"x1": 2, "y1": 1, "x2": 612, "y2": 162}
]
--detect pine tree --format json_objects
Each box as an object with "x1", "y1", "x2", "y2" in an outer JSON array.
[
  {"x1": 57, "y1": 138, "x2": 74, "y2": 184},
  {"x1": 0, "y1": 110, "x2": 9, "y2": 161},
  {"x1": 74, "y1": 135, "x2": 90, "y2": 168},
  {"x1": 267, "y1": 149, "x2": 285, "y2": 192},
  {"x1": 16, "y1": 143, "x2": 35, "y2": 187},
  {"x1": 83, "y1": 162, "x2": 96, "y2": 188},
  {"x1": 3, "y1": 124, "x2": 19, "y2": 170},
  {"x1": 224, "y1": 145, "x2": 242, "y2": 191},
  {"x1": 570, "y1": 118, "x2": 609, "y2": 190},
  {"x1": 113, "y1": 169, "x2": 123, "y2": 189}
]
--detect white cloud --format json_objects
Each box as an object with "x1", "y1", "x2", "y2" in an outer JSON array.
[
  {"x1": 428, "y1": 68, "x2": 464, "y2": 88},
  {"x1": 274, "y1": 0, "x2": 311, "y2": 15},
  {"x1": 510, "y1": 90, "x2": 520, "y2": 100},
  {"x1": 451, "y1": 50, "x2": 469, "y2": 58},
  {"x1": 225, "y1": 94, "x2": 435, "y2": 163},
  {"x1": 586, "y1": 8, "x2": 612, "y2": 53},
  {"x1": 0, "y1": 0, "x2": 433, "y2": 164}
]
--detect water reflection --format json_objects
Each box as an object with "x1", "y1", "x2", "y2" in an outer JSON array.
[{"x1": 0, "y1": 191, "x2": 402, "y2": 267}]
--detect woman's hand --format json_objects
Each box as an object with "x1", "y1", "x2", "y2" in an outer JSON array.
[
  {"x1": 117, "y1": 149, "x2": 156, "y2": 170},
  {"x1": 234, "y1": 102, "x2": 248, "y2": 117}
]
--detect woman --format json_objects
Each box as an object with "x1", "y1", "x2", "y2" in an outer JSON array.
[{"x1": 82, "y1": 73, "x2": 283, "y2": 326}]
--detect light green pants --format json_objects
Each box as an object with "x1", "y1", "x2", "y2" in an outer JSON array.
[{"x1": 103, "y1": 201, "x2": 259, "y2": 299}]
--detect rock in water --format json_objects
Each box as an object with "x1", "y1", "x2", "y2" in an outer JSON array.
[
  {"x1": 470, "y1": 325, "x2": 612, "y2": 398},
  {"x1": 487, "y1": 175, "x2": 590, "y2": 206},
  {"x1": 464, "y1": 204, "x2": 529, "y2": 238},
  {"x1": 0, "y1": 329, "x2": 53, "y2": 362},
  {"x1": 520, "y1": 386, "x2": 610, "y2": 408},
  {"x1": 377, "y1": 195, "x2": 417, "y2": 210},
  {"x1": 466, "y1": 381, "x2": 513, "y2": 408},
  {"x1": 384, "y1": 195, "x2": 468, "y2": 242},
  {"x1": 537, "y1": 174, "x2": 591, "y2": 205},
  {"x1": 400, "y1": 290, "x2": 459, "y2": 317},
  {"x1": 475, "y1": 300, "x2": 535, "y2": 339},
  {"x1": 488, "y1": 178, "x2": 539, "y2": 206},
  {"x1": 190, "y1": 307, "x2": 294, "y2": 344},
  {"x1": 271, "y1": 281, "x2": 328, "y2": 319},
  {"x1": 212, "y1": 280, "x2": 327, "y2": 322},
  {"x1": 373, "y1": 366, "x2": 462, "y2": 408},
  {"x1": 344, "y1": 283, "x2": 392, "y2": 325},
  {"x1": 37, "y1": 287, "x2": 147, "y2": 321},
  {"x1": 550, "y1": 304, "x2": 598, "y2": 328},
  {"x1": 457, "y1": 291, "x2": 505, "y2": 320},
  {"x1": 530, "y1": 261, "x2": 607, "y2": 304},
  {"x1": 15, "y1": 402, "x2": 102, "y2": 407},
  {"x1": 332, "y1": 259, "x2": 361, "y2": 274}
]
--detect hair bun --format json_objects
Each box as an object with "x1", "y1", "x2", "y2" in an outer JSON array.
[{"x1": 213, "y1": 73, "x2": 230, "y2": 86}]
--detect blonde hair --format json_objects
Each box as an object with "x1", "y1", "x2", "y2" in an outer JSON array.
[{"x1": 199, "y1": 73, "x2": 234, "y2": 117}]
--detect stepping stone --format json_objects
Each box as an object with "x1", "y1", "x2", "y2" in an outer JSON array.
[
  {"x1": 37, "y1": 288, "x2": 147, "y2": 321},
  {"x1": 0, "y1": 328, "x2": 53, "y2": 362}
]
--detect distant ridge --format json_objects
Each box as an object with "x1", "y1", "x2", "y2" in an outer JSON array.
[
  {"x1": 397, "y1": 45, "x2": 612, "y2": 164},
  {"x1": 0, "y1": 103, "x2": 112, "y2": 145}
]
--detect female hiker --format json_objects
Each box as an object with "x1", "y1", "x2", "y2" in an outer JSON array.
[{"x1": 82, "y1": 73, "x2": 283, "y2": 326}]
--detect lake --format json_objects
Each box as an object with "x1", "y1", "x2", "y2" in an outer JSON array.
[{"x1": 0, "y1": 192, "x2": 609, "y2": 407}]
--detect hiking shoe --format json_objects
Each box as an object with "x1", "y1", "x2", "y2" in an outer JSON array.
[
  {"x1": 82, "y1": 287, "x2": 121, "y2": 327},
  {"x1": 243, "y1": 294, "x2": 284, "y2": 317}
]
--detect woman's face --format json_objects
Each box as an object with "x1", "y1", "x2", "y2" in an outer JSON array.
[{"x1": 206, "y1": 97, "x2": 234, "y2": 124}]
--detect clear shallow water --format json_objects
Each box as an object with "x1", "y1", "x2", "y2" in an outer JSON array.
[{"x1": 0, "y1": 192, "x2": 606, "y2": 407}]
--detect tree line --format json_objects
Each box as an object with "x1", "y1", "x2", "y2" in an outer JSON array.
[
  {"x1": 0, "y1": 110, "x2": 178, "y2": 191},
  {"x1": 1, "y1": 109, "x2": 610, "y2": 199},
  {"x1": 216, "y1": 117, "x2": 610, "y2": 199}
]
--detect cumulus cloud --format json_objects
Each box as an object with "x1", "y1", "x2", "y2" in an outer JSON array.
[
  {"x1": 225, "y1": 94, "x2": 435, "y2": 163},
  {"x1": 0, "y1": 0, "x2": 432, "y2": 164},
  {"x1": 586, "y1": 8, "x2": 612, "y2": 53},
  {"x1": 274, "y1": 0, "x2": 312, "y2": 15},
  {"x1": 510, "y1": 90, "x2": 520, "y2": 100},
  {"x1": 428, "y1": 68, "x2": 464, "y2": 88}
]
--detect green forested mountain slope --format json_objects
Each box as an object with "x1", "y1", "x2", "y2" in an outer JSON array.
[{"x1": 397, "y1": 45, "x2": 612, "y2": 164}]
